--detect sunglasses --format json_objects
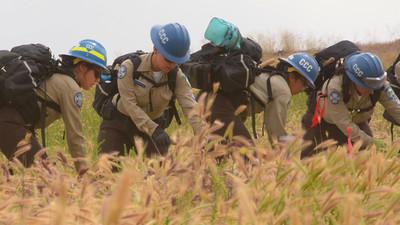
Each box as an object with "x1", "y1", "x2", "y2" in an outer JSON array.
[
  {"x1": 359, "y1": 72, "x2": 386, "y2": 90},
  {"x1": 300, "y1": 76, "x2": 312, "y2": 88},
  {"x1": 85, "y1": 63, "x2": 102, "y2": 78}
]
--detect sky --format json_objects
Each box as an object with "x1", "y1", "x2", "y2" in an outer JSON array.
[{"x1": 2, "y1": 0, "x2": 399, "y2": 62}]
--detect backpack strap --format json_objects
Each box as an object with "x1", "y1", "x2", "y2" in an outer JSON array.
[
  {"x1": 387, "y1": 53, "x2": 400, "y2": 85},
  {"x1": 388, "y1": 53, "x2": 400, "y2": 75},
  {"x1": 38, "y1": 96, "x2": 62, "y2": 147},
  {"x1": 249, "y1": 88, "x2": 268, "y2": 138},
  {"x1": 341, "y1": 74, "x2": 352, "y2": 103},
  {"x1": 266, "y1": 75, "x2": 274, "y2": 102},
  {"x1": 129, "y1": 56, "x2": 157, "y2": 112},
  {"x1": 265, "y1": 71, "x2": 286, "y2": 102},
  {"x1": 38, "y1": 82, "x2": 49, "y2": 147},
  {"x1": 36, "y1": 76, "x2": 63, "y2": 147},
  {"x1": 370, "y1": 88, "x2": 381, "y2": 106},
  {"x1": 249, "y1": 91, "x2": 258, "y2": 139},
  {"x1": 167, "y1": 68, "x2": 181, "y2": 125},
  {"x1": 115, "y1": 55, "x2": 142, "y2": 106},
  {"x1": 37, "y1": 96, "x2": 61, "y2": 112},
  {"x1": 310, "y1": 77, "x2": 334, "y2": 128},
  {"x1": 248, "y1": 68, "x2": 284, "y2": 139},
  {"x1": 130, "y1": 56, "x2": 142, "y2": 81}
]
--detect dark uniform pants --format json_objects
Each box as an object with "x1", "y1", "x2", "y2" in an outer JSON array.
[
  {"x1": 301, "y1": 91, "x2": 317, "y2": 130},
  {"x1": 302, "y1": 119, "x2": 373, "y2": 158},
  {"x1": 0, "y1": 107, "x2": 43, "y2": 166},
  {"x1": 208, "y1": 93, "x2": 253, "y2": 145},
  {"x1": 97, "y1": 111, "x2": 168, "y2": 157}
]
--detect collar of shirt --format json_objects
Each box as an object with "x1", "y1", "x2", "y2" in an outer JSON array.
[
  {"x1": 137, "y1": 53, "x2": 155, "y2": 73},
  {"x1": 137, "y1": 53, "x2": 167, "y2": 82}
]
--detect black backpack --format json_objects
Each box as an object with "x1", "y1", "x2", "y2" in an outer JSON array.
[
  {"x1": 313, "y1": 40, "x2": 361, "y2": 90},
  {"x1": 383, "y1": 53, "x2": 400, "y2": 139},
  {"x1": 181, "y1": 38, "x2": 263, "y2": 138},
  {"x1": 385, "y1": 52, "x2": 400, "y2": 87},
  {"x1": 93, "y1": 51, "x2": 181, "y2": 128},
  {"x1": 181, "y1": 37, "x2": 263, "y2": 93},
  {"x1": 301, "y1": 40, "x2": 361, "y2": 129},
  {"x1": 0, "y1": 44, "x2": 59, "y2": 127}
]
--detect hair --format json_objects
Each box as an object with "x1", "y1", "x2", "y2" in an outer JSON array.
[
  {"x1": 59, "y1": 56, "x2": 95, "y2": 78},
  {"x1": 59, "y1": 55, "x2": 74, "y2": 67},
  {"x1": 277, "y1": 60, "x2": 308, "y2": 82},
  {"x1": 274, "y1": 61, "x2": 290, "y2": 79}
]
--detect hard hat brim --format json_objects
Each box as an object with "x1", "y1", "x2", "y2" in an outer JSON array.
[
  {"x1": 345, "y1": 69, "x2": 386, "y2": 90},
  {"x1": 60, "y1": 53, "x2": 110, "y2": 74}
]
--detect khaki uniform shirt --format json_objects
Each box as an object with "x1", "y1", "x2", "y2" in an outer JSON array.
[
  {"x1": 35, "y1": 73, "x2": 86, "y2": 161},
  {"x1": 320, "y1": 75, "x2": 400, "y2": 145},
  {"x1": 113, "y1": 53, "x2": 202, "y2": 135},
  {"x1": 396, "y1": 61, "x2": 400, "y2": 77},
  {"x1": 249, "y1": 73, "x2": 292, "y2": 140}
]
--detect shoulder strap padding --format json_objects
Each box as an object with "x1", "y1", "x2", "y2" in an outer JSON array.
[{"x1": 266, "y1": 70, "x2": 286, "y2": 103}]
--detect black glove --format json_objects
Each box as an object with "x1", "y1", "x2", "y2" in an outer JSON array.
[{"x1": 151, "y1": 126, "x2": 171, "y2": 147}]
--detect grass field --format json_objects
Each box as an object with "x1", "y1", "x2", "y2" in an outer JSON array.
[{"x1": 1, "y1": 38, "x2": 400, "y2": 225}]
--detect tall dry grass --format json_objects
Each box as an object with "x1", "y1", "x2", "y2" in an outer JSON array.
[{"x1": 3, "y1": 129, "x2": 400, "y2": 224}]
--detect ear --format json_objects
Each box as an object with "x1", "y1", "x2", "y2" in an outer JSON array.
[
  {"x1": 73, "y1": 62, "x2": 89, "y2": 81},
  {"x1": 77, "y1": 62, "x2": 90, "y2": 73},
  {"x1": 287, "y1": 74, "x2": 298, "y2": 86}
]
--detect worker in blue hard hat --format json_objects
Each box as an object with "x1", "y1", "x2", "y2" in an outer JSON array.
[
  {"x1": 302, "y1": 52, "x2": 400, "y2": 158},
  {"x1": 0, "y1": 39, "x2": 109, "y2": 173},
  {"x1": 250, "y1": 52, "x2": 320, "y2": 143},
  {"x1": 97, "y1": 23, "x2": 203, "y2": 157}
]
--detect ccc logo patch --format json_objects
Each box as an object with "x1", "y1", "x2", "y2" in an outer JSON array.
[
  {"x1": 299, "y1": 58, "x2": 313, "y2": 72},
  {"x1": 158, "y1": 29, "x2": 169, "y2": 44},
  {"x1": 352, "y1": 64, "x2": 364, "y2": 77}
]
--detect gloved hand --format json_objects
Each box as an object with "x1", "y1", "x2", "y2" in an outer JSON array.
[
  {"x1": 74, "y1": 159, "x2": 89, "y2": 177},
  {"x1": 151, "y1": 126, "x2": 171, "y2": 148}
]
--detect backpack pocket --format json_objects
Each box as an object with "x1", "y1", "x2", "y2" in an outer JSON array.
[{"x1": 214, "y1": 53, "x2": 257, "y2": 94}]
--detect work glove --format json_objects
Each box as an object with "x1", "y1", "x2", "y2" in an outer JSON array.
[
  {"x1": 74, "y1": 159, "x2": 89, "y2": 177},
  {"x1": 151, "y1": 126, "x2": 171, "y2": 148}
]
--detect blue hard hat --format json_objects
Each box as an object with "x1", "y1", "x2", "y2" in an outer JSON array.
[
  {"x1": 204, "y1": 17, "x2": 242, "y2": 50},
  {"x1": 151, "y1": 23, "x2": 191, "y2": 64},
  {"x1": 344, "y1": 52, "x2": 386, "y2": 90},
  {"x1": 61, "y1": 39, "x2": 109, "y2": 73},
  {"x1": 280, "y1": 52, "x2": 320, "y2": 89}
]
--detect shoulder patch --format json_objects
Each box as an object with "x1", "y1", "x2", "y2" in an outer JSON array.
[
  {"x1": 329, "y1": 90, "x2": 341, "y2": 105},
  {"x1": 384, "y1": 86, "x2": 400, "y2": 104},
  {"x1": 74, "y1": 92, "x2": 83, "y2": 108},
  {"x1": 118, "y1": 65, "x2": 127, "y2": 79}
]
